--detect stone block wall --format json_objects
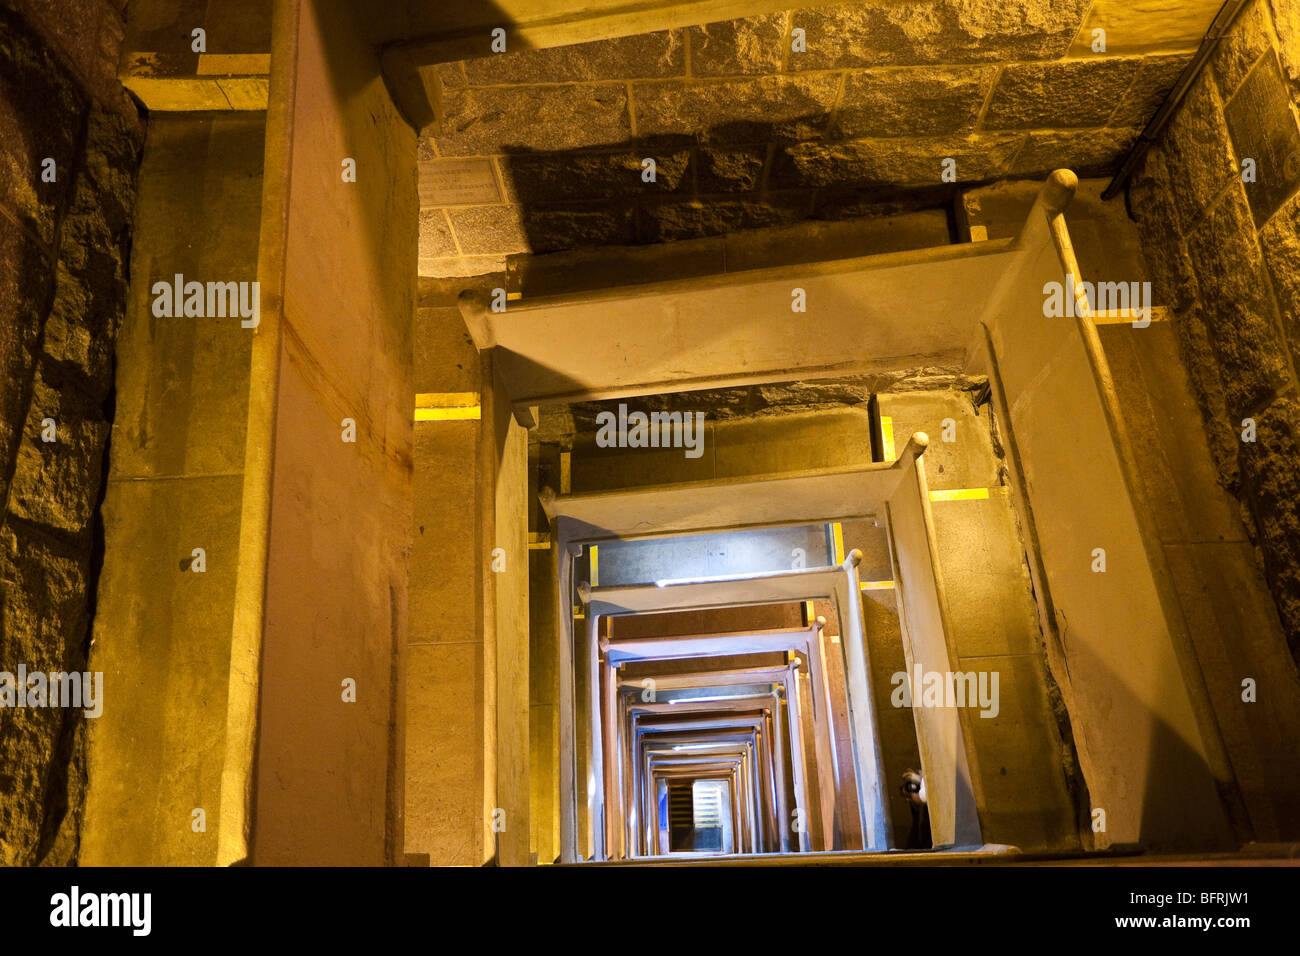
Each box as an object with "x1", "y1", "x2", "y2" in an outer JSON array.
[
  {"x1": 417, "y1": 0, "x2": 1211, "y2": 276},
  {"x1": 1128, "y1": 0, "x2": 1300, "y2": 662},
  {"x1": 0, "y1": 1, "x2": 142, "y2": 865}
]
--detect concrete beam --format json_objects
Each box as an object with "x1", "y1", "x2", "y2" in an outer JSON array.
[
  {"x1": 541, "y1": 433, "x2": 927, "y2": 541},
  {"x1": 981, "y1": 168, "x2": 1243, "y2": 849},
  {"x1": 220, "y1": 0, "x2": 416, "y2": 866},
  {"x1": 465, "y1": 241, "x2": 1017, "y2": 407}
]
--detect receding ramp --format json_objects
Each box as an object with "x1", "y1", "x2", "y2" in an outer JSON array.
[
  {"x1": 885, "y1": 451, "x2": 983, "y2": 848},
  {"x1": 585, "y1": 557, "x2": 890, "y2": 855},
  {"x1": 980, "y1": 170, "x2": 1239, "y2": 849},
  {"x1": 544, "y1": 435, "x2": 928, "y2": 541},
  {"x1": 464, "y1": 240, "x2": 1018, "y2": 406},
  {"x1": 542, "y1": 435, "x2": 973, "y2": 861}
]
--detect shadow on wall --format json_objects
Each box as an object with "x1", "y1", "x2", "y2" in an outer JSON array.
[
  {"x1": 493, "y1": 131, "x2": 963, "y2": 260},
  {"x1": 313, "y1": 0, "x2": 414, "y2": 315},
  {"x1": 428, "y1": 84, "x2": 1135, "y2": 274},
  {"x1": 1082, "y1": 642, "x2": 1244, "y2": 853}
]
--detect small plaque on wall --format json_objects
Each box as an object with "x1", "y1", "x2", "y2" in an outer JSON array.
[{"x1": 418, "y1": 158, "x2": 502, "y2": 206}]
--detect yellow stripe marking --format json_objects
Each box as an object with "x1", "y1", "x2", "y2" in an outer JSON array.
[
  {"x1": 414, "y1": 391, "x2": 481, "y2": 421},
  {"x1": 832, "y1": 522, "x2": 844, "y2": 565},
  {"x1": 590, "y1": 545, "x2": 599, "y2": 587},
  {"x1": 414, "y1": 406, "x2": 479, "y2": 421},
  {"x1": 880, "y1": 416, "x2": 896, "y2": 461},
  {"x1": 859, "y1": 580, "x2": 895, "y2": 591},
  {"x1": 929, "y1": 487, "x2": 991, "y2": 502}
]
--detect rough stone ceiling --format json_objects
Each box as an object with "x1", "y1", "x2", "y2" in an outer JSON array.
[{"x1": 417, "y1": 0, "x2": 1224, "y2": 277}]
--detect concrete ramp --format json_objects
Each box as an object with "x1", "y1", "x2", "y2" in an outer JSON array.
[
  {"x1": 978, "y1": 170, "x2": 1240, "y2": 850},
  {"x1": 465, "y1": 241, "x2": 1019, "y2": 407}
]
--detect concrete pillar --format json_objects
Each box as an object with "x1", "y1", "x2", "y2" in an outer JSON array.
[
  {"x1": 223, "y1": 0, "x2": 416, "y2": 866},
  {"x1": 403, "y1": 297, "x2": 532, "y2": 866},
  {"x1": 82, "y1": 112, "x2": 263, "y2": 866},
  {"x1": 877, "y1": 391, "x2": 1083, "y2": 851},
  {"x1": 529, "y1": 513, "x2": 560, "y2": 863},
  {"x1": 404, "y1": 287, "x2": 485, "y2": 865},
  {"x1": 488, "y1": 362, "x2": 530, "y2": 865}
]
